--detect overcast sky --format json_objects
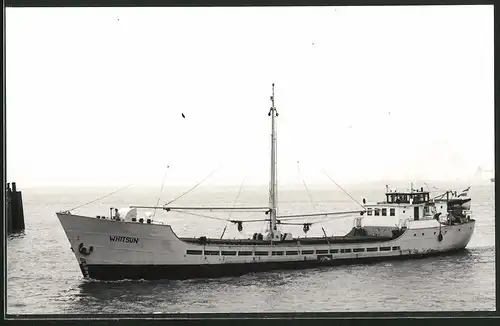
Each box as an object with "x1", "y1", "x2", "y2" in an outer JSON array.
[{"x1": 6, "y1": 5, "x2": 494, "y2": 188}]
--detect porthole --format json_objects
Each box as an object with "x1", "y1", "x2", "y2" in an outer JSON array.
[
  {"x1": 422, "y1": 233, "x2": 424, "y2": 236},
  {"x1": 458, "y1": 229, "x2": 460, "y2": 231},
  {"x1": 434, "y1": 232, "x2": 436, "y2": 235},
  {"x1": 414, "y1": 234, "x2": 416, "y2": 236}
]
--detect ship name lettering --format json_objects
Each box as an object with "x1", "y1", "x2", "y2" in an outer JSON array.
[{"x1": 109, "y1": 236, "x2": 139, "y2": 244}]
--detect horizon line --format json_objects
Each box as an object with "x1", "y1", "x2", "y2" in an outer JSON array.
[{"x1": 14, "y1": 178, "x2": 490, "y2": 190}]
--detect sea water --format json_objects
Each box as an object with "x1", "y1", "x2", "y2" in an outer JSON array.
[{"x1": 6, "y1": 182, "x2": 495, "y2": 313}]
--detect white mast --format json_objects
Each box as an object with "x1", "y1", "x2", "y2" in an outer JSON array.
[{"x1": 267, "y1": 83, "x2": 281, "y2": 241}]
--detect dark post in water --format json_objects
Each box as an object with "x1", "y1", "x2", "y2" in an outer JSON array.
[{"x1": 7, "y1": 182, "x2": 25, "y2": 234}]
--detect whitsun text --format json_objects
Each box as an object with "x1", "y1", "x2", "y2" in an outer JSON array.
[{"x1": 109, "y1": 236, "x2": 139, "y2": 244}]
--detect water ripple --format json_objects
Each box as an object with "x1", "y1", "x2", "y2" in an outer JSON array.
[{"x1": 7, "y1": 186, "x2": 496, "y2": 314}]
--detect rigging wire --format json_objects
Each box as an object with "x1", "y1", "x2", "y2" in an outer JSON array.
[
  {"x1": 162, "y1": 207, "x2": 269, "y2": 212},
  {"x1": 167, "y1": 206, "x2": 356, "y2": 229},
  {"x1": 278, "y1": 216, "x2": 348, "y2": 225},
  {"x1": 168, "y1": 209, "x2": 354, "y2": 225},
  {"x1": 222, "y1": 178, "x2": 247, "y2": 238},
  {"x1": 169, "y1": 209, "x2": 268, "y2": 223},
  {"x1": 297, "y1": 161, "x2": 315, "y2": 211},
  {"x1": 170, "y1": 209, "x2": 231, "y2": 222},
  {"x1": 131, "y1": 204, "x2": 269, "y2": 211},
  {"x1": 164, "y1": 164, "x2": 223, "y2": 206},
  {"x1": 322, "y1": 171, "x2": 366, "y2": 210},
  {"x1": 153, "y1": 164, "x2": 170, "y2": 219},
  {"x1": 277, "y1": 209, "x2": 364, "y2": 220},
  {"x1": 276, "y1": 211, "x2": 360, "y2": 226},
  {"x1": 63, "y1": 184, "x2": 134, "y2": 213},
  {"x1": 220, "y1": 225, "x2": 228, "y2": 239},
  {"x1": 276, "y1": 214, "x2": 356, "y2": 227},
  {"x1": 229, "y1": 178, "x2": 246, "y2": 219}
]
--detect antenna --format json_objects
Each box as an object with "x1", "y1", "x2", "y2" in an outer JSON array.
[
  {"x1": 271, "y1": 83, "x2": 278, "y2": 116},
  {"x1": 271, "y1": 83, "x2": 275, "y2": 107}
]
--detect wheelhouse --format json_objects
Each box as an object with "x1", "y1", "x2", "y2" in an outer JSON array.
[
  {"x1": 385, "y1": 189, "x2": 431, "y2": 205},
  {"x1": 363, "y1": 187, "x2": 434, "y2": 222}
]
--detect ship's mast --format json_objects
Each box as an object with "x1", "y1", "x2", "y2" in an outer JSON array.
[{"x1": 268, "y1": 83, "x2": 279, "y2": 238}]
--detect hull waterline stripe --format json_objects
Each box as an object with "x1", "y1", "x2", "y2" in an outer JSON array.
[{"x1": 80, "y1": 248, "x2": 467, "y2": 281}]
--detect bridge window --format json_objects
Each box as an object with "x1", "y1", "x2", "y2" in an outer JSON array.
[
  {"x1": 238, "y1": 251, "x2": 252, "y2": 256},
  {"x1": 301, "y1": 250, "x2": 314, "y2": 255},
  {"x1": 286, "y1": 251, "x2": 298, "y2": 255},
  {"x1": 367, "y1": 209, "x2": 372, "y2": 216},
  {"x1": 367, "y1": 247, "x2": 378, "y2": 252},
  {"x1": 382, "y1": 208, "x2": 387, "y2": 216},
  {"x1": 272, "y1": 251, "x2": 284, "y2": 256},
  {"x1": 379, "y1": 247, "x2": 391, "y2": 251},
  {"x1": 353, "y1": 248, "x2": 365, "y2": 253},
  {"x1": 186, "y1": 250, "x2": 202, "y2": 255},
  {"x1": 340, "y1": 249, "x2": 352, "y2": 253},
  {"x1": 392, "y1": 246, "x2": 400, "y2": 251},
  {"x1": 390, "y1": 208, "x2": 395, "y2": 216},
  {"x1": 374, "y1": 209, "x2": 380, "y2": 216},
  {"x1": 316, "y1": 249, "x2": 329, "y2": 254},
  {"x1": 204, "y1": 250, "x2": 220, "y2": 255},
  {"x1": 255, "y1": 251, "x2": 268, "y2": 256},
  {"x1": 221, "y1": 251, "x2": 236, "y2": 256},
  {"x1": 330, "y1": 249, "x2": 339, "y2": 253}
]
